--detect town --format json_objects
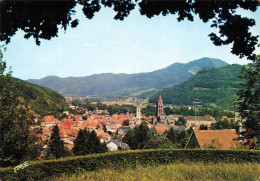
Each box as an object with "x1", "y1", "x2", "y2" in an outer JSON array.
[{"x1": 35, "y1": 93, "x2": 242, "y2": 158}]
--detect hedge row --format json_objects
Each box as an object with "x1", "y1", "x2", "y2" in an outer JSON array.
[{"x1": 0, "y1": 149, "x2": 259, "y2": 181}]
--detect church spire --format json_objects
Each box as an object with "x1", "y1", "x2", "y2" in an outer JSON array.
[
  {"x1": 136, "y1": 99, "x2": 141, "y2": 120},
  {"x1": 156, "y1": 93, "x2": 164, "y2": 119}
]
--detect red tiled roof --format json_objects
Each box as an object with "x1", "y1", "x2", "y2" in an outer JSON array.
[
  {"x1": 61, "y1": 118, "x2": 73, "y2": 123},
  {"x1": 99, "y1": 132, "x2": 111, "y2": 139},
  {"x1": 74, "y1": 115, "x2": 83, "y2": 121},
  {"x1": 153, "y1": 125, "x2": 169, "y2": 134},
  {"x1": 194, "y1": 129, "x2": 240, "y2": 149},
  {"x1": 41, "y1": 116, "x2": 59, "y2": 122},
  {"x1": 67, "y1": 129, "x2": 78, "y2": 137}
]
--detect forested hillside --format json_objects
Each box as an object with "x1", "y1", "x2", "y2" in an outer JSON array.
[
  {"x1": 13, "y1": 78, "x2": 67, "y2": 115},
  {"x1": 149, "y1": 64, "x2": 243, "y2": 109}
]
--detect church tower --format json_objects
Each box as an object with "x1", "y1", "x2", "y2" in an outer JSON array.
[
  {"x1": 156, "y1": 93, "x2": 164, "y2": 119},
  {"x1": 136, "y1": 99, "x2": 141, "y2": 120}
]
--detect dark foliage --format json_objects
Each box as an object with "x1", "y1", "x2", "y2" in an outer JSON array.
[
  {"x1": 122, "y1": 119, "x2": 130, "y2": 126},
  {"x1": 73, "y1": 129, "x2": 107, "y2": 156},
  {"x1": 47, "y1": 125, "x2": 67, "y2": 159},
  {"x1": 141, "y1": 105, "x2": 156, "y2": 117},
  {"x1": 0, "y1": 47, "x2": 40, "y2": 167},
  {"x1": 238, "y1": 56, "x2": 260, "y2": 149},
  {"x1": 0, "y1": 1, "x2": 258, "y2": 60},
  {"x1": 1, "y1": 149, "x2": 259, "y2": 180},
  {"x1": 175, "y1": 116, "x2": 187, "y2": 126},
  {"x1": 73, "y1": 129, "x2": 90, "y2": 156},
  {"x1": 210, "y1": 119, "x2": 238, "y2": 130},
  {"x1": 166, "y1": 127, "x2": 188, "y2": 148},
  {"x1": 123, "y1": 123, "x2": 152, "y2": 149},
  {"x1": 107, "y1": 104, "x2": 136, "y2": 115},
  {"x1": 157, "y1": 106, "x2": 234, "y2": 118},
  {"x1": 89, "y1": 130, "x2": 108, "y2": 154}
]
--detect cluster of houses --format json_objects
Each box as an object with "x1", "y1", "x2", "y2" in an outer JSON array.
[
  {"x1": 33, "y1": 94, "x2": 243, "y2": 157},
  {"x1": 36, "y1": 111, "x2": 178, "y2": 152},
  {"x1": 36, "y1": 112, "x2": 240, "y2": 154}
]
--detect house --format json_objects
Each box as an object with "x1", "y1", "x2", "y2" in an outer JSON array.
[
  {"x1": 99, "y1": 132, "x2": 111, "y2": 143},
  {"x1": 41, "y1": 116, "x2": 59, "y2": 128},
  {"x1": 107, "y1": 140, "x2": 130, "y2": 151},
  {"x1": 169, "y1": 115, "x2": 182, "y2": 121},
  {"x1": 107, "y1": 141, "x2": 118, "y2": 151},
  {"x1": 104, "y1": 120, "x2": 118, "y2": 133},
  {"x1": 118, "y1": 126, "x2": 132, "y2": 136},
  {"x1": 186, "y1": 115, "x2": 216, "y2": 128},
  {"x1": 150, "y1": 124, "x2": 170, "y2": 135},
  {"x1": 74, "y1": 115, "x2": 83, "y2": 121},
  {"x1": 185, "y1": 129, "x2": 241, "y2": 149}
]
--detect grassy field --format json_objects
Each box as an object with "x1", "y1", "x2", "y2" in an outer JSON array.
[{"x1": 53, "y1": 162, "x2": 259, "y2": 181}]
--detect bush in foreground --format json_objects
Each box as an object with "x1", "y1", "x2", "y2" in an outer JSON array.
[{"x1": 0, "y1": 149, "x2": 259, "y2": 180}]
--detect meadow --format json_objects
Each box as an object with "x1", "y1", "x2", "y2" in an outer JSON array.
[{"x1": 54, "y1": 162, "x2": 259, "y2": 181}]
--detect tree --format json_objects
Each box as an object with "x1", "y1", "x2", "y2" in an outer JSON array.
[
  {"x1": 0, "y1": 46, "x2": 40, "y2": 167},
  {"x1": 47, "y1": 125, "x2": 67, "y2": 158},
  {"x1": 73, "y1": 129, "x2": 90, "y2": 156},
  {"x1": 237, "y1": 55, "x2": 260, "y2": 149},
  {"x1": 166, "y1": 127, "x2": 188, "y2": 148},
  {"x1": 141, "y1": 105, "x2": 156, "y2": 117},
  {"x1": 175, "y1": 116, "x2": 187, "y2": 126},
  {"x1": 143, "y1": 136, "x2": 175, "y2": 149},
  {"x1": 103, "y1": 125, "x2": 107, "y2": 132},
  {"x1": 0, "y1": 1, "x2": 258, "y2": 60},
  {"x1": 96, "y1": 102, "x2": 107, "y2": 110},
  {"x1": 122, "y1": 123, "x2": 151, "y2": 149},
  {"x1": 122, "y1": 129, "x2": 136, "y2": 149},
  {"x1": 199, "y1": 124, "x2": 207, "y2": 130},
  {"x1": 211, "y1": 118, "x2": 233, "y2": 130},
  {"x1": 164, "y1": 107, "x2": 173, "y2": 115},
  {"x1": 166, "y1": 127, "x2": 179, "y2": 146},
  {"x1": 89, "y1": 130, "x2": 107, "y2": 154},
  {"x1": 122, "y1": 119, "x2": 130, "y2": 126},
  {"x1": 73, "y1": 129, "x2": 107, "y2": 155},
  {"x1": 134, "y1": 123, "x2": 152, "y2": 149}
]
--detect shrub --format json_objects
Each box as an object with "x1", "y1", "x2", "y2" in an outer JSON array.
[{"x1": 0, "y1": 149, "x2": 259, "y2": 180}]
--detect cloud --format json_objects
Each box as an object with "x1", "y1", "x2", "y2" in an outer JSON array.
[{"x1": 83, "y1": 42, "x2": 97, "y2": 47}]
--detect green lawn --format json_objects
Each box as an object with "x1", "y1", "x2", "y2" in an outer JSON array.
[{"x1": 53, "y1": 162, "x2": 259, "y2": 181}]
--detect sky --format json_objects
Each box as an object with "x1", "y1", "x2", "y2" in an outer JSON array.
[{"x1": 3, "y1": 4, "x2": 260, "y2": 80}]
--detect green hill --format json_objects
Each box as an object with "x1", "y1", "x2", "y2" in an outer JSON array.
[
  {"x1": 149, "y1": 64, "x2": 244, "y2": 109},
  {"x1": 28, "y1": 57, "x2": 228, "y2": 97},
  {"x1": 13, "y1": 78, "x2": 66, "y2": 115}
]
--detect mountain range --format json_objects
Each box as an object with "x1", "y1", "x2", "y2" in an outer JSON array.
[
  {"x1": 149, "y1": 64, "x2": 243, "y2": 109},
  {"x1": 28, "y1": 57, "x2": 228, "y2": 97}
]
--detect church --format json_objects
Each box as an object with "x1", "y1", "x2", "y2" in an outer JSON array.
[
  {"x1": 156, "y1": 93, "x2": 165, "y2": 119},
  {"x1": 155, "y1": 94, "x2": 176, "y2": 127}
]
